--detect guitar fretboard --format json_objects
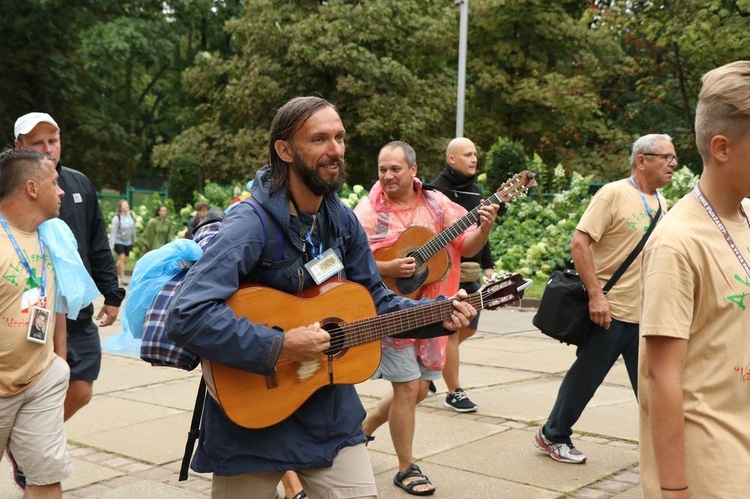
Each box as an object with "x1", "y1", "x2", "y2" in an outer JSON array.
[{"x1": 413, "y1": 174, "x2": 532, "y2": 266}]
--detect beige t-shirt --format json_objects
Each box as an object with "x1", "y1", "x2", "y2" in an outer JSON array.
[
  {"x1": 0, "y1": 224, "x2": 57, "y2": 396},
  {"x1": 577, "y1": 178, "x2": 665, "y2": 323},
  {"x1": 639, "y1": 194, "x2": 750, "y2": 497}
]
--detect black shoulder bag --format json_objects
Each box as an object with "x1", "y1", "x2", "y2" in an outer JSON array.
[{"x1": 532, "y1": 202, "x2": 662, "y2": 346}]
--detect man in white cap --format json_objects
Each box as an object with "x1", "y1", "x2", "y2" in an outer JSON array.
[{"x1": 12, "y1": 112, "x2": 124, "y2": 490}]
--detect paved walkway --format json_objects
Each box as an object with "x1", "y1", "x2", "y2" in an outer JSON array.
[{"x1": 0, "y1": 296, "x2": 640, "y2": 498}]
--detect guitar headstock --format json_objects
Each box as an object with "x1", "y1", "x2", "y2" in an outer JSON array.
[
  {"x1": 496, "y1": 170, "x2": 536, "y2": 203},
  {"x1": 479, "y1": 272, "x2": 533, "y2": 310}
]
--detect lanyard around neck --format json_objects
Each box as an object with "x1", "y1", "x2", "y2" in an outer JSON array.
[
  {"x1": 0, "y1": 212, "x2": 46, "y2": 297},
  {"x1": 629, "y1": 176, "x2": 662, "y2": 221},
  {"x1": 694, "y1": 185, "x2": 750, "y2": 278}
]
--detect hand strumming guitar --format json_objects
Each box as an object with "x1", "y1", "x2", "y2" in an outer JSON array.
[
  {"x1": 377, "y1": 256, "x2": 417, "y2": 279},
  {"x1": 280, "y1": 322, "x2": 331, "y2": 362}
]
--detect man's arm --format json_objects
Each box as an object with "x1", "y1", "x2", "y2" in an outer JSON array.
[
  {"x1": 570, "y1": 229, "x2": 610, "y2": 329},
  {"x1": 86, "y1": 189, "x2": 123, "y2": 325},
  {"x1": 646, "y1": 335, "x2": 689, "y2": 493}
]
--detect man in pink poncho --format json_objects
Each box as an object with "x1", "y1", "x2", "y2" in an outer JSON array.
[{"x1": 354, "y1": 141, "x2": 498, "y2": 495}]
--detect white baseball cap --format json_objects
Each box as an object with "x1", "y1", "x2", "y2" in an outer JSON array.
[{"x1": 14, "y1": 112, "x2": 60, "y2": 139}]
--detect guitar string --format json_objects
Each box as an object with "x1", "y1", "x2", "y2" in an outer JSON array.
[{"x1": 269, "y1": 292, "x2": 487, "y2": 367}]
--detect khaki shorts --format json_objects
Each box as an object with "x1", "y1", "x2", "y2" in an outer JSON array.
[
  {"x1": 0, "y1": 356, "x2": 73, "y2": 486},
  {"x1": 211, "y1": 444, "x2": 376, "y2": 499}
]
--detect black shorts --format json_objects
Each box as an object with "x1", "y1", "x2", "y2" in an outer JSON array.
[
  {"x1": 459, "y1": 279, "x2": 482, "y2": 330},
  {"x1": 66, "y1": 316, "x2": 102, "y2": 381},
  {"x1": 114, "y1": 244, "x2": 132, "y2": 256}
]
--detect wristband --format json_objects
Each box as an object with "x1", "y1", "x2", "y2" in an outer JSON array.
[{"x1": 660, "y1": 486, "x2": 688, "y2": 491}]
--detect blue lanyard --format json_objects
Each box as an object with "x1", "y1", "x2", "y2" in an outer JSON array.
[
  {"x1": 629, "y1": 176, "x2": 661, "y2": 221},
  {"x1": 305, "y1": 215, "x2": 324, "y2": 259},
  {"x1": 0, "y1": 212, "x2": 46, "y2": 297}
]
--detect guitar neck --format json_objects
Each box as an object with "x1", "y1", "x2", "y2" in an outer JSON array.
[
  {"x1": 338, "y1": 292, "x2": 485, "y2": 349},
  {"x1": 414, "y1": 192, "x2": 503, "y2": 266}
]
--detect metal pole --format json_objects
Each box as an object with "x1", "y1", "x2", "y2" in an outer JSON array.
[{"x1": 455, "y1": 0, "x2": 468, "y2": 138}]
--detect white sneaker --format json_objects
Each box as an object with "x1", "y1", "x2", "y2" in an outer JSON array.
[{"x1": 533, "y1": 427, "x2": 587, "y2": 464}]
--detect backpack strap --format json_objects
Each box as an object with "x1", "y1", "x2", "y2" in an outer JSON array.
[
  {"x1": 179, "y1": 376, "x2": 206, "y2": 481},
  {"x1": 242, "y1": 197, "x2": 303, "y2": 276}
]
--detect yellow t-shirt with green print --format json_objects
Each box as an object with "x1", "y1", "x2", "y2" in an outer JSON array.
[
  {"x1": 0, "y1": 224, "x2": 57, "y2": 396},
  {"x1": 577, "y1": 178, "x2": 666, "y2": 323},
  {"x1": 639, "y1": 193, "x2": 750, "y2": 497}
]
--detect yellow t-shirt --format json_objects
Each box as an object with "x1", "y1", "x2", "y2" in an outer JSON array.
[
  {"x1": 0, "y1": 224, "x2": 57, "y2": 396},
  {"x1": 639, "y1": 193, "x2": 750, "y2": 497},
  {"x1": 577, "y1": 178, "x2": 666, "y2": 323}
]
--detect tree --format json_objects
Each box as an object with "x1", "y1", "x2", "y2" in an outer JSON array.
[
  {"x1": 466, "y1": 0, "x2": 631, "y2": 181},
  {"x1": 590, "y1": 0, "x2": 750, "y2": 173},
  {"x1": 0, "y1": 0, "x2": 240, "y2": 190},
  {"x1": 154, "y1": 0, "x2": 459, "y2": 188}
]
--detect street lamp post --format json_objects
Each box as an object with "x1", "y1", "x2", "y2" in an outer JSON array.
[{"x1": 455, "y1": 0, "x2": 468, "y2": 138}]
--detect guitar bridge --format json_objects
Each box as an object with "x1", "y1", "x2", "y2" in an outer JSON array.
[{"x1": 265, "y1": 371, "x2": 278, "y2": 389}]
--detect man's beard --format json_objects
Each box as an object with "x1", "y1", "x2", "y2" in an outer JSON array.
[{"x1": 292, "y1": 151, "x2": 345, "y2": 197}]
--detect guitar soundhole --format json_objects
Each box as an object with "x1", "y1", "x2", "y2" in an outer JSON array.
[
  {"x1": 395, "y1": 268, "x2": 428, "y2": 295},
  {"x1": 321, "y1": 321, "x2": 347, "y2": 358}
]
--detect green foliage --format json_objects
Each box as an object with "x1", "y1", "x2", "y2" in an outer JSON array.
[
  {"x1": 492, "y1": 168, "x2": 592, "y2": 281},
  {"x1": 7, "y1": 0, "x2": 747, "y2": 209},
  {"x1": 156, "y1": 0, "x2": 458, "y2": 187},
  {"x1": 198, "y1": 180, "x2": 247, "y2": 211},
  {"x1": 169, "y1": 155, "x2": 202, "y2": 210},
  {"x1": 338, "y1": 183, "x2": 369, "y2": 210},
  {"x1": 660, "y1": 166, "x2": 699, "y2": 207},
  {"x1": 484, "y1": 138, "x2": 531, "y2": 193}
]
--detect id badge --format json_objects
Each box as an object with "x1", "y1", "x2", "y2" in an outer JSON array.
[
  {"x1": 27, "y1": 306, "x2": 50, "y2": 344},
  {"x1": 304, "y1": 248, "x2": 344, "y2": 285}
]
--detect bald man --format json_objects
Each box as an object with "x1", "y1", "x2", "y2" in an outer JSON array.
[{"x1": 429, "y1": 138, "x2": 496, "y2": 412}]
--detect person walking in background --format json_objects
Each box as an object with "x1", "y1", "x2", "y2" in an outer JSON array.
[
  {"x1": 13, "y1": 111, "x2": 124, "y2": 490},
  {"x1": 140, "y1": 204, "x2": 173, "y2": 253},
  {"x1": 0, "y1": 148, "x2": 72, "y2": 498},
  {"x1": 110, "y1": 199, "x2": 136, "y2": 286},
  {"x1": 186, "y1": 201, "x2": 209, "y2": 239},
  {"x1": 534, "y1": 133, "x2": 675, "y2": 464},
  {"x1": 429, "y1": 137, "x2": 497, "y2": 412},
  {"x1": 639, "y1": 61, "x2": 750, "y2": 498}
]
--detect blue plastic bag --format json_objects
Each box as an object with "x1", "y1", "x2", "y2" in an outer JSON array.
[
  {"x1": 38, "y1": 218, "x2": 100, "y2": 320},
  {"x1": 124, "y1": 239, "x2": 202, "y2": 339}
]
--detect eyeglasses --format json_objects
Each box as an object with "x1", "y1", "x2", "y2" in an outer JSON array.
[{"x1": 643, "y1": 153, "x2": 678, "y2": 164}]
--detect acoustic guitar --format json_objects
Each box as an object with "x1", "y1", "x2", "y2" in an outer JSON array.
[
  {"x1": 375, "y1": 170, "x2": 536, "y2": 298},
  {"x1": 201, "y1": 272, "x2": 531, "y2": 429}
]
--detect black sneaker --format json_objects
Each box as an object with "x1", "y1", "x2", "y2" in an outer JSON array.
[
  {"x1": 444, "y1": 388, "x2": 477, "y2": 412},
  {"x1": 5, "y1": 447, "x2": 26, "y2": 490}
]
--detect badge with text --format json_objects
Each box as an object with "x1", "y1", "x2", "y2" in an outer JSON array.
[
  {"x1": 27, "y1": 306, "x2": 50, "y2": 344},
  {"x1": 304, "y1": 248, "x2": 344, "y2": 285}
]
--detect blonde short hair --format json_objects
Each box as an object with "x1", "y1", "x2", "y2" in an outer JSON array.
[{"x1": 695, "y1": 61, "x2": 750, "y2": 161}]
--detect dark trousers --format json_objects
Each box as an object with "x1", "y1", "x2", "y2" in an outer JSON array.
[{"x1": 543, "y1": 318, "x2": 639, "y2": 445}]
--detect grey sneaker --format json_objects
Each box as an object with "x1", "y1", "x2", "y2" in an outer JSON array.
[
  {"x1": 534, "y1": 426, "x2": 587, "y2": 464},
  {"x1": 444, "y1": 388, "x2": 477, "y2": 412}
]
